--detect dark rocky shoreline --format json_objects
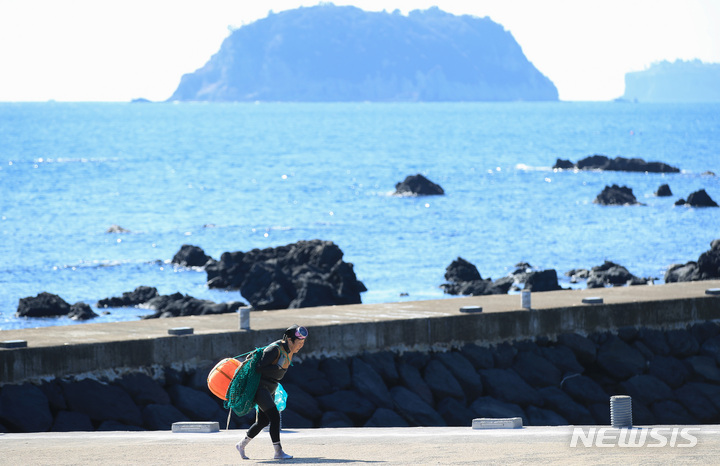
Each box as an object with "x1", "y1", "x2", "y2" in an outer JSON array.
[
  {"x1": 16, "y1": 239, "x2": 720, "y2": 319},
  {"x1": 2, "y1": 321, "x2": 720, "y2": 433}
]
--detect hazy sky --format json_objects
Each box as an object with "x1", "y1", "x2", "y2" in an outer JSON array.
[{"x1": 1, "y1": 0, "x2": 718, "y2": 102}]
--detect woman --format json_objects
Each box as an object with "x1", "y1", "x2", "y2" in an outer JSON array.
[{"x1": 236, "y1": 324, "x2": 308, "y2": 460}]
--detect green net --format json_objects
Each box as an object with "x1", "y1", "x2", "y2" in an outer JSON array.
[{"x1": 223, "y1": 347, "x2": 263, "y2": 417}]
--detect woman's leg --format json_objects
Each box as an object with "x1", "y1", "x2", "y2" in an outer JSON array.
[
  {"x1": 237, "y1": 409, "x2": 269, "y2": 459},
  {"x1": 253, "y1": 387, "x2": 281, "y2": 442},
  {"x1": 252, "y1": 387, "x2": 291, "y2": 459},
  {"x1": 237, "y1": 388, "x2": 274, "y2": 459},
  {"x1": 246, "y1": 408, "x2": 270, "y2": 439}
]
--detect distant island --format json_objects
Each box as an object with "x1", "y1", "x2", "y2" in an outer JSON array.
[
  {"x1": 621, "y1": 59, "x2": 720, "y2": 103},
  {"x1": 168, "y1": 4, "x2": 558, "y2": 102}
]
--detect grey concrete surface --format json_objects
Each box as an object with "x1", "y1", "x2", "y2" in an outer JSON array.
[
  {"x1": 3, "y1": 280, "x2": 720, "y2": 384},
  {"x1": 3, "y1": 280, "x2": 720, "y2": 349},
  {"x1": 2, "y1": 425, "x2": 720, "y2": 465},
  {"x1": 3, "y1": 282, "x2": 720, "y2": 464}
]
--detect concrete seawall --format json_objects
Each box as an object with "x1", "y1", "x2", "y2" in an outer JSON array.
[{"x1": 2, "y1": 280, "x2": 720, "y2": 384}]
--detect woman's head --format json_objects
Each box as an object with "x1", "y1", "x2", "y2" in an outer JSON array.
[
  {"x1": 284, "y1": 324, "x2": 308, "y2": 342},
  {"x1": 284, "y1": 325, "x2": 308, "y2": 354}
]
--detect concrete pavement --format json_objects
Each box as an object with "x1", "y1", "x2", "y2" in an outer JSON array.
[
  {"x1": 3, "y1": 279, "x2": 720, "y2": 349},
  {"x1": 2, "y1": 425, "x2": 720, "y2": 465},
  {"x1": 3, "y1": 281, "x2": 720, "y2": 464}
]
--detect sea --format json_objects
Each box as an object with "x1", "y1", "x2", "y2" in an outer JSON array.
[{"x1": 1, "y1": 101, "x2": 719, "y2": 330}]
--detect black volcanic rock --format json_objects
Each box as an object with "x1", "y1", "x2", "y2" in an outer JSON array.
[
  {"x1": 61, "y1": 379, "x2": 142, "y2": 426},
  {"x1": 523, "y1": 269, "x2": 563, "y2": 292},
  {"x1": 98, "y1": 286, "x2": 159, "y2": 308},
  {"x1": 442, "y1": 259, "x2": 563, "y2": 295},
  {"x1": 0, "y1": 384, "x2": 53, "y2": 432},
  {"x1": 444, "y1": 257, "x2": 482, "y2": 283},
  {"x1": 172, "y1": 245, "x2": 213, "y2": 268},
  {"x1": 169, "y1": 5, "x2": 558, "y2": 102},
  {"x1": 675, "y1": 189, "x2": 719, "y2": 207},
  {"x1": 554, "y1": 155, "x2": 680, "y2": 173},
  {"x1": 585, "y1": 261, "x2": 648, "y2": 288},
  {"x1": 204, "y1": 239, "x2": 366, "y2": 310},
  {"x1": 594, "y1": 184, "x2": 641, "y2": 205},
  {"x1": 512, "y1": 352, "x2": 562, "y2": 387},
  {"x1": 16, "y1": 292, "x2": 71, "y2": 318},
  {"x1": 665, "y1": 239, "x2": 720, "y2": 283},
  {"x1": 141, "y1": 294, "x2": 243, "y2": 319},
  {"x1": 68, "y1": 302, "x2": 98, "y2": 321},
  {"x1": 390, "y1": 386, "x2": 445, "y2": 426},
  {"x1": 596, "y1": 337, "x2": 646, "y2": 380},
  {"x1": 97, "y1": 286, "x2": 242, "y2": 319},
  {"x1": 16, "y1": 294, "x2": 98, "y2": 320},
  {"x1": 441, "y1": 257, "x2": 507, "y2": 296},
  {"x1": 394, "y1": 174, "x2": 444, "y2": 196},
  {"x1": 480, "y1": 369, "x2": 543, "y2": 406},
  {"x1": 665, "y1": 262, "x2": 700, "y2": 282},
  {"x1": 142, "y1": 404, "x2": 189, "y2": 430},
  {"x1": 106, "y1": 224, "x2": 131, "y2": 233},
  {"x1": 655, "y1": 184, "x2": 672, "y2": 196},
  {"x1": 553, "y1": 158, "x2": 575, "y2": 170},
  {"x1": 352, "y1": 358, "x2": 393, "y2": 410}
]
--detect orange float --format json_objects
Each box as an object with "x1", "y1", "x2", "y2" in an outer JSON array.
[{"x1": 207, "y1": 357, "x2": 242, "y2": 400}]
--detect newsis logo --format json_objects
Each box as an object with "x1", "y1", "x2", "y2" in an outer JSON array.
[{"x1": 570, "y1": 427, "x2": 700, "y2": 448}]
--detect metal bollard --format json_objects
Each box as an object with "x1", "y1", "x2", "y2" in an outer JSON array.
[
  {"x1": 521, "y1": 290, "x2": 531, "y2": 310},
  {"x1": 239, "y1": 306, "x2": 251, "y2": 330},
  {"x1": 610, "y1": 395, "x2": 632, "y2": 428}
]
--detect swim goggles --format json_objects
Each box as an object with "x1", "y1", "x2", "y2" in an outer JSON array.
[{"x1": 295, "y1": 326, "x2": 308, "y2": 340}]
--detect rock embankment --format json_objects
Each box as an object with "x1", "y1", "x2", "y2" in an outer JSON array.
[{"x1": 2, "y1": 321, "x2": 719, "y2": 433}]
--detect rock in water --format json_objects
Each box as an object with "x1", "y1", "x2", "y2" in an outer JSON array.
[
  {"x1": 440, "y1": 257, "x2": 507, "y2": 296},
  {"x1": 98, "y1": 286, "x2": 159, "y2": 308},
  {"x1": 678, "y1": 189, "x2": 719, "y2": 207},
  {"x1": 106, "y1": 224, "x2": 130, "y2": 233},
  {"x1": 172, "y1": 244, "x2": 213, "y2": 267},
  {"x1": 68, "y1": 302, "x2": 98, "y2": 321},
  {"x1": 665, "y1": 239, "x2": 720, "y2": 283},
  {"x1": 394, "y1": 174, "x2": 444, "y2": 196},
  {"x1": 554, "y1": 155, "x2": 680, "y2": 173},
  {"x1": 205, "y1": 240, "x2": 366, "y2": 310},
  {"x1": 594, "y1": 185, "x2": 641, "y2": 206},
  {"x1": 16, "y1": 292, "x2": 71, "y2": 317},
  {"x1": 655, "y1": 184, "x2": 672, "y2": 196}
]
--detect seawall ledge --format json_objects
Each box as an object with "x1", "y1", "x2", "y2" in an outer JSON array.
[{"x1": 1, "y1": 280, "x2": 719, "y2": 384}]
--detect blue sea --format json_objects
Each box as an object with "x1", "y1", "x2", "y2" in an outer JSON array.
[{"x1": 1, "y1": 102, "x2": 719, "y2": 330}]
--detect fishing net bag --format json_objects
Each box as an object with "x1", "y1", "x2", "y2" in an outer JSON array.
[{"x1": 223, "y1": 347, "x2": 263, "y2": 417}]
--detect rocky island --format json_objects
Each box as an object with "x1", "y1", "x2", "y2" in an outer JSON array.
[
  {"x1": 621, "y1": 59, "x2": 720, "y2": 103},
  {"x1": 169, "y1": 5, "x2": 558, "y2": 102}
]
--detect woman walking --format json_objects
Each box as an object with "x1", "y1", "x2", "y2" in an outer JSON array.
[{"x1": 236, "y1": 324, "x2": 308, "y2": 460}]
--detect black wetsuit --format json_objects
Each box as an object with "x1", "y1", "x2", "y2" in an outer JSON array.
[{"x1": 246, "y1": 340, "x2": 292, "y2": 442}]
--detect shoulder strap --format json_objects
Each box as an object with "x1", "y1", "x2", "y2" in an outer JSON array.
[
  {"x1": 270, "y1": 342, "x2": 284, "y2": 365},
  {"x1": 233, "y1": 345, "x2": 267, "y2": 360},
  {"x1": 233, "y1": 342, "x2": 289, "y2": 366}
]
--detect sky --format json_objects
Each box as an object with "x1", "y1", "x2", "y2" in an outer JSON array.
[{"x1": 0, "y1": 0, "x2": 718, "y2": 102}]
